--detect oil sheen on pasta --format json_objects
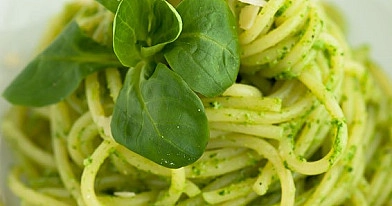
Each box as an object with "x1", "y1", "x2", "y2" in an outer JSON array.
[{"x1": 1, "y1": 0, "x2": 391, "y2": 205}]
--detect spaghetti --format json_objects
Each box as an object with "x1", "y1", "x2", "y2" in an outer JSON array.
[{"x1": 1, "y1": 0, "x2": 392, "y2": 205}]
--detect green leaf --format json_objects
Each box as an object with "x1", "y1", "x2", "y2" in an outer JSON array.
[
  {"x1": 164, "y1": 0, "x2": 240, "y2": 97},
  {"x1": 111, "y1": 62, "x2": 209, "y2": 168},
  {"x1": 2, "y1": 21, "x2": 122, "y2": 107},
  {"x1": 95, "y1": 0, "x2": 121, "y2": 13},
  {"x1": 113, "y1": 0, "x2": 182, "y2": 67}
]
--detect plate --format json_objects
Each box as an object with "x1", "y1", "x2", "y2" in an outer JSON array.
[{"x1": 1, "y1": 0, "x2": 392, "y2": 205}]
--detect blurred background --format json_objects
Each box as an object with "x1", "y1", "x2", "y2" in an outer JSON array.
[{"x1": 0, "y1": 1, "x2": 68, "y2": 204}]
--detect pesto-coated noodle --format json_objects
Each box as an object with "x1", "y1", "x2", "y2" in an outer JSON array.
[{"x1": 2, "y1": 0, "x2": 392, "y2": 205}]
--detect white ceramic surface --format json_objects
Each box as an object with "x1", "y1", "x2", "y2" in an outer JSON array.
[{"x1": 1, "y1": 1, "x2": 391, "y2": 205}]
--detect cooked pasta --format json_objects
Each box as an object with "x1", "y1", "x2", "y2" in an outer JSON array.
[{"x1": 1, "y1": 0, "x2": 391, "y2": 205}]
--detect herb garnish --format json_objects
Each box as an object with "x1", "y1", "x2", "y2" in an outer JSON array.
[
  {"x1": 2, "y1": 21, "x2": 122, "y2": 106},
  {"x1": 111, "y1": 62, "x2": 209, "y2": 168},
  {"x1": 2, "y1": 0, "x2": 240, "y2": 168}
]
